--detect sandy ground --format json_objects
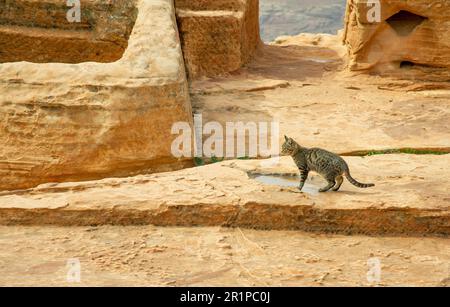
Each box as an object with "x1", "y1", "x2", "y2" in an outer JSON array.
[
  {"x1": 191, "y1": 34, "x2": 450, "y2": 154},
  {"x1": 0, "y1": 226, "x2": 448, "y2": 287}
]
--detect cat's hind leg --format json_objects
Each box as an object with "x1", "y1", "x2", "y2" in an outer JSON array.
[
  {"x1": 332, "y1": 175, "x2": 344, "y2": 191},
  {"x1": 319, "y1": 179, "x2": 336, "y2": 193}
]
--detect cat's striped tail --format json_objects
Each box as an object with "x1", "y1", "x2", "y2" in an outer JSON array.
[{"x1": 344, "y1": 170, "x2": 375, "y2": 188}]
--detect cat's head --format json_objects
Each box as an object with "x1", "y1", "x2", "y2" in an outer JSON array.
[{"x1": 281, "y1": 135, "x2": 300, "y2": 155}]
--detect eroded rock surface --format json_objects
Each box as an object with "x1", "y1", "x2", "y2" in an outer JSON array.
[{"x1": 344, "y1": 0, "x2": 450, "y2": 80}]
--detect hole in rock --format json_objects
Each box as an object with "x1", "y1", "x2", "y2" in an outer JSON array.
[
  {"x1": 386, "y1": 10, "x2": 427, "y2": 36},
  {"x1": 400, "y1": 61, "x2": 415, "y2": 68},
  {"x1": 398, "y1": 60, "x2": 445, "y2": 70},
  {"x1": 0, "y1": 0, "x2": 138, "y2": 63}
]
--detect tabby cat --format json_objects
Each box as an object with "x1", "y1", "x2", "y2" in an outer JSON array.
[{"x1": 281, "y1": 136, "x2": 375, "y2": 192}]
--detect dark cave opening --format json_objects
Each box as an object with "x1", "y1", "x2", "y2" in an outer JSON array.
[
  {"x1": 386, "y1": 10, "x2": 428, "y2": 36},
  {"x1": 399, "y1": 61, "x2": 415, "y2": 68}
]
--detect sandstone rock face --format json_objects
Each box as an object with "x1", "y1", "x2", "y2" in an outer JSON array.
[
  {"x1": 0, "y1": 0, "x2": 193, "y2": 191},
  {"x1": 175, "y1": 0, "x2": 261, "y2": 78},
  {"x1": 344, "y1": 0, "x2": 450, "y2": 79}
]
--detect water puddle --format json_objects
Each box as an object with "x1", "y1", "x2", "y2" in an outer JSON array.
[{"x1": 251, "y1": 174, "x2": 320, "y2": 195}]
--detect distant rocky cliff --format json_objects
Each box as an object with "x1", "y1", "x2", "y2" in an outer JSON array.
[{"x1": 260, "y1": 0, "x2": 347, "y2": 42}]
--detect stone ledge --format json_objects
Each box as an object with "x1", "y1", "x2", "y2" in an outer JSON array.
[{"x1": 0, "y1": 155, "x2": 448, "y2": 236}]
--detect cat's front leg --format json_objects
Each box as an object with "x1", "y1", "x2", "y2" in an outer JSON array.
[{"x1": 298, "y1": 168, "x2": 309, "y2": 191}]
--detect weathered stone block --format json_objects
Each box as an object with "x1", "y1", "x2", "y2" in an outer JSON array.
[
  {"x1": 0, "y1": 0, "x2": 193, "y2": 191},
  {"x1": 175, "y1": 0, "x2": 261, "y2": 78}
]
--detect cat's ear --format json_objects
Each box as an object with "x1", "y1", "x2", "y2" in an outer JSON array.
[{"x1": 284, "y1": 135, "x2": 289, "y2": 141}]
